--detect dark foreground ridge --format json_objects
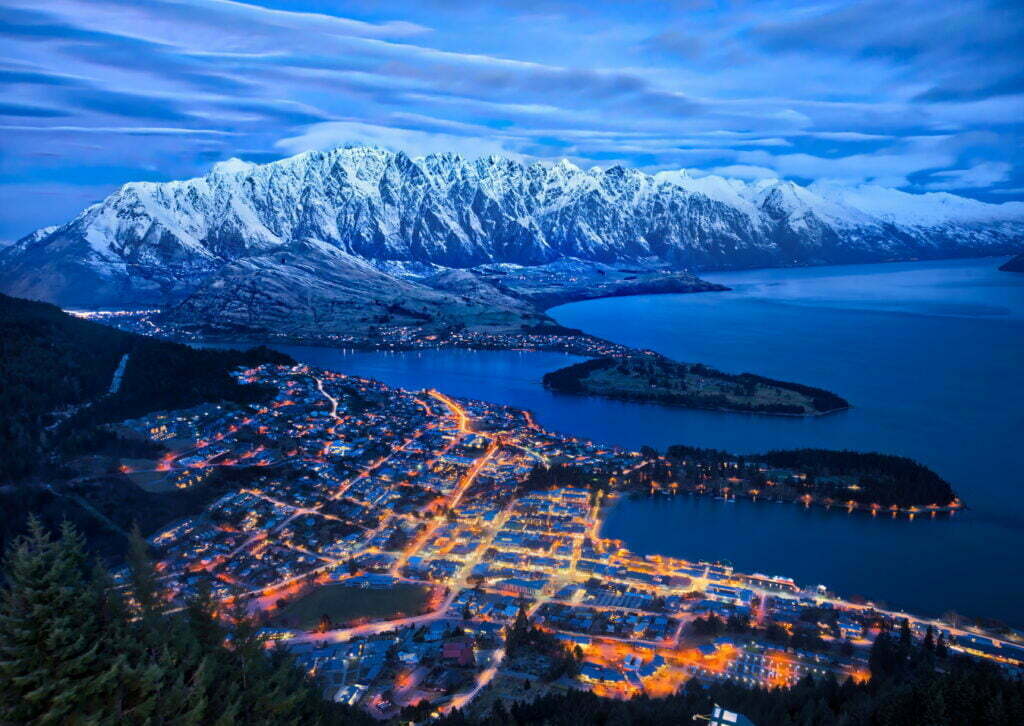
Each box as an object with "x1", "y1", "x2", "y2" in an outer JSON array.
[{"x1": 543, "y1": 355, "x2": 850, "y2": 416}]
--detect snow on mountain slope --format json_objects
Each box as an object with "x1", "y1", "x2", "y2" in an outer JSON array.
[
  {"x1": 654, "y1": 170, "x2": 764, "y2": 226},
  {"x1": 808, "y1": 182, "x2": 1024, "y2": 227},
  {"x1": 1, "y1": 146, "x2": 1021, "y2": 313}
]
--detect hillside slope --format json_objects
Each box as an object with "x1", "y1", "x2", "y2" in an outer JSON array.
[
  {"x1": 0, "y1": 292, "x2": 291, "y2": 483},
  {"x1": 999, "y1": 252, "x2": 1024, "y2": 271}
]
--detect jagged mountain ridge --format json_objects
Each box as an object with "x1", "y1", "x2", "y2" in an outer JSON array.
[
  {"x1": 999, "y1": 253, "x2": 1024, "y2": 272},
  {"x1": 1, "y1": 146, "x2": 1021, "y2": 316}
]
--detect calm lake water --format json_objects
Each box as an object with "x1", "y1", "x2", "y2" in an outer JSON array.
[{"x1": 272, "y1": 256, "x2": 1024, "y2": 625}]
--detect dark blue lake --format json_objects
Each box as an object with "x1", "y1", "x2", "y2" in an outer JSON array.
[{"x1": 273, "y1": 256, "x2": 1024, "y2": 626}]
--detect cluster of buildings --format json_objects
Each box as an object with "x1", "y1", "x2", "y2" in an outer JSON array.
[
  {"x1": 106, "y1": 362, "x2": 1021, "y2": 718},
  {"x1": 84, "y1": 306, "x2": 642, "y2": 360},
  {"x1": 128, "y1": 366, "x2": 440, "y2": 603}
]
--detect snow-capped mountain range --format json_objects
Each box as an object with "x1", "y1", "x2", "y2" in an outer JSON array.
[{"x1": 0, "y1": 146, "x2": 1020, "y2": 334}]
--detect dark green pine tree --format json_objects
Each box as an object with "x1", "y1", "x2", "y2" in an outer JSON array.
[
  {"x1": 918, "y1": 679, "x2": 947, "y2": 725},
  {"x1": 85, "y1": 560, "x2": 167, "y2": 723},
  {"x1": 512, "y1": 604, "x2": 530, "y2": 634},
  {"x1": 221, "y1": 600, "x2": 308, "y2": 723},
  {"x1": 126, "y1": 524, "x2": 162, "y2": 627},
  {"x1": 123, "y1": 532, "x2": 210, "y2": 724},
  {"x1": 898, "y1": 618, "x2": 913, "y2": 649},
  {"x1": 1, "y1": 518, "x2": 372, "y2": 726},
  {"x1": 922, "y1": 624, "x2": 935, "y2": 653},
  {"x1": 0, "y1": 518, "x2": 119, "y2": 724}
]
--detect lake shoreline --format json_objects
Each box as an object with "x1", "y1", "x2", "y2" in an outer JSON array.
[
  {"x1": 168, "y1": 256, "x2": 1020, "y2": 626},
  {"x1": 623, "y1": 487, "x2": 965, "y2": 520},
  {"x1": 562, "y1": 257, "x2": 1022, "y2": 627},
  {"x1": 542, "y1": 378, "x2": 852, "y2": 418}
]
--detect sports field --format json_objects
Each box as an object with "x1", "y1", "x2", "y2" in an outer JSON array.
[{"x1": 271, "y1": 582, "x2": 433, "y2": 630}]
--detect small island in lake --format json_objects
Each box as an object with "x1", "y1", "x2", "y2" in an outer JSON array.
[{"x1": 542, "y1": 354, "x2": 850, "y2": 416}]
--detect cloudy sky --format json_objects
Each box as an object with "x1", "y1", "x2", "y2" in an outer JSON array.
[{"x1": 1, "y1": 0, "x2": 1022, "y2": 240}]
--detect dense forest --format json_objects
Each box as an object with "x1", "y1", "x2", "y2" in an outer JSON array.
[
  {"x1": 0, "y1": 518, "x2": 372, "y2": 725},
  {"x1": 523, "y1": 445, "x2": 956, "y2": 510},
  {"x1": 0, "y1": 292, "x2": 292, "y2": 484},
  {"x1": 665, "y1": 445, "x2": 957, "y2": 507},
  {"x1": 756, "y1": 449, "x2": 957, "y2": 507},
  {"x1": 522, "y1": 461, "x2": 615, "y2": 493}
]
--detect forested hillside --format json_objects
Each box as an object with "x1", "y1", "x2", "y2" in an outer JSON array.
[
  {"x1": 0, "y1": 293, "x2": 294, "y2": 557},
  {"x1": 0, "y1": 292, "x2": 292, "y2": 483},
  {"x1": 663, "y1": 445, "x2": 957, "y2": 508}
]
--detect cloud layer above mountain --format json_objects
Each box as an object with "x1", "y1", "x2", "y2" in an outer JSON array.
[{"x1": 1, "y1": 0, "x2": 1021, "y2": 240}]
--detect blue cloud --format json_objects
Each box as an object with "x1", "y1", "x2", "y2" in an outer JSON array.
[
  {"x1": 0, "y1": 0, "x2": 1019, "y2": 239},
  {"x1": 915, "y1": 74, "x2": 1024, "y2": 103},
  {"x1": 0, "y1": 101, "x2": 69, "y2": 117},
  {"x1": 60, "y1": 88, "x2": 192, "y2": 122},
  {"x1": 0, "y1": 68, "x2": 84, "y2": 87}
]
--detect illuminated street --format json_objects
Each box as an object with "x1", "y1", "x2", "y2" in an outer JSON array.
[{"x1": 121, "y1": 362, "x2": 1024, "y2": 719}]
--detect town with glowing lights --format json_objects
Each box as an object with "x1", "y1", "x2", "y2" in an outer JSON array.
[{"x1": 103, "y1": 362, "x2": 1023, "y2": 720}]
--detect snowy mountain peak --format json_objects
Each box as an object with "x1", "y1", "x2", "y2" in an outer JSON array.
[
  {"x1": 211, "y1": 158, "x2": 257, "y2": 176},
  {"x1": 1, "y1": 146, "x2": 1021, "y2": 309}
]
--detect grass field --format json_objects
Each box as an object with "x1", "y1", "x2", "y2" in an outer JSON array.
[{"x1": 271, "y1": 582, "x2": 434, "y2": 630}]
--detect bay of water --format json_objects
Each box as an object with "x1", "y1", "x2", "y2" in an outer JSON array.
[{"x1": 270, "y1": 256, "x2": 1024, "y2": 625}]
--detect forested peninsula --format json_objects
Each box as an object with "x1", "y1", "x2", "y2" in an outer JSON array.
[{"x1": 543, "y1": 355, "x2": 850, "y2": 416}]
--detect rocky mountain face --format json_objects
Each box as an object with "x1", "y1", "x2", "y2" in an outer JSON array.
[
  {"x1": 1, "y1": 146, "x2": 1021, "y2": 335},
  {"x1": 169, "y1": 241, "x2": 551, "y2": 337},
  {"x1": 999, "y1": 253, "x2": 1024, "y2": 272}
]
